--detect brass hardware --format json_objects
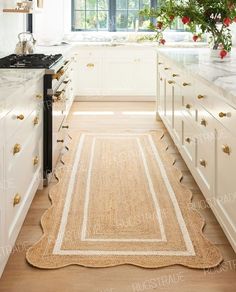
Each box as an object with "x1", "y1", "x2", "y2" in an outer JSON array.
[
  {"x1": 53, "y1": 91, "x2": 64, "y2": 102},
  {"x1": 57, "y1": 139, "x2": 64, "y2": 143},
  {"x1": 185, "y1": 137, "x2": 191, "y2": 143},
  {"x1": 199, "y1": 159, "x2": 207, "y2": 167},
  {"x1": 160, "y1": 77, "x2": 163, "y2": 81},
  {"x1": 13, "y1": 144, "x2": 21, "y2": 155},
  {"x1": 36, "y1": 94, "x2": 43, "y2": 100},
  {"x1": 219, "y1": 112, "x2": 227, "y2": 118},
  {"x1": 33, "y1": 116, "x2": 39, "y2": 125},
  {"x1": 13, "y1": 194, "x2": 21, "y2": 207},
  {"x1": 197, "y1": 94, "x2": 205, "y2": 99},
  {"x1": 172, "y1": 74, "x2": 179, "y2": 77},
  {"x1": 185, "y1": 104, "x2": 191, "y2": 109},
  {"x1": 17, "y1": 114, "x2": 24, "y2": 120},
  {"x1": 222, "y1": 145, "x2": 231, "y2": 155},
  {"x1": 183, "y1": 82, "x2": 190, "y2": 87},
  {"x1": 62, "y1": 125, "x2": 69, "y2": 129},
  {"x1": 200, "y1": 119, "x2": 207, "y2": 126},
  {"x1": 33, "y1": 156, "x2": 39, "y2": 166},
  {"x1": 158, "y1": 62, "x2": 163, "y2": 65},
  {"x1": 52, "y1": 69, "x2": 65, "y2": 80},
  {"x1": 164, "y1": 67, "x2": 170, "y2": 70},
  {"x1": 86, "y1": 63, "x2": 95, "y2": 68},
  {"x1": 168, "y1": 80, "x2": 175, "y2": 84}
]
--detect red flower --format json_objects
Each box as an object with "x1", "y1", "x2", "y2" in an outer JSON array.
[
  {"x1": 156, "y1": 21, "x2": 163, "y2": 29},
  {"x1": 182, "y1": 16, "x2": 191, "y2": 25},
  {"x1": 193, "y1": 35, "x2": 198, "y2": 42},
  {"x1": 223, "y1": 17, "x2": 231, "y2": 26},
  {"x1": 220, "y1": 49, "x2": 228, "y2": 59},
  {"x1": 160, "y1": 39, "x2": 166, "y2": 45},
  {"x1": 169, "y1": 15, "x2": 175, "y2": 21}
]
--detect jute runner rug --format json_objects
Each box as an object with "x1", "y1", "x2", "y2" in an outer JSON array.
[{"x1": 26, "y1": 131, "x2": 222, "y2": 269}]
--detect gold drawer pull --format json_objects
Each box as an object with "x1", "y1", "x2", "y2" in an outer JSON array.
[
  {"x1": 199, "y1": 159, "x2": 207, "y2": 167},
  {"x1": 219, "y1": 112, "x2": 227, "y2": 118},
  {"x1": 62, "y1": 125, "x2": 69, "y2": 129},
  {"x1": 36, "y1": 94, "x2": 43, "y2": 100},
  {"x1": 17, "y1": 114, "x2": 24, "y2": 120},
  {"x1": 86, "y1": 63, "x2": 94, "y2": 68},
  {"x1": 222, "y1": 145, "x2": 231, "y2": 155},
  {"x1": 160, "y1": 77, "x2": 163, "y2": 81},
  {"x1": 164, "y1": 67, "x2": 170, "y2": 70},
  {"x1": 185, "y1": 104, "x2": 191, "y2": 109},
  {"x1": 33, "y1": 156, "x2": 39, "y2": 166},
  {"x1": 197, "y1": 94, "x2": 205, "y2": 99},
  {"x1": 13, "y1": 194, "x2": 21, "y2": 206},
  {"x1": 158, "y1": 62, "x2": 163, "y2": 65},
  {"x1": 183, "y1": 82, "x2": 191, "y2": 87},
  {"x1": 57, "y1": 139, "x2": 64, "y2": 143},
  {"x1": 13, "y1": 144, "x2": 21, "y2": 155},
  {"x1": 168, "y1": 80, "x2": 175, "y2": 84},
  {"x1": 200, "y1": 119, "x2": 207, "y2": 126},
  {"x1": 172, "y1": 74, "x2": 179, "y2": 77},
  {"x1": 33, "y1": 116, "x2": 39, "y2": 125},
  {"x1": 52, "y1": 69, "x2": 65, "y2": 80},
  {"x1": 185, "y1": 137, "x2": 191, "y2": 143}
]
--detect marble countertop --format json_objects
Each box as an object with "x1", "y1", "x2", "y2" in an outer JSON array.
[{"x1": 158, "y1": 48, "x2": 236, "y2": 106}]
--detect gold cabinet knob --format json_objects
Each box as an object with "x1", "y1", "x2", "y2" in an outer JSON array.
[
  {"x1": 86, "y1": 63, "x2": 95, "y2": 68},
  {"x1": 183, "y1": 82, "x2": 191, "y2": 87},
  {"x1": 168, "y1": 80, "x2": 175, "y2": 84},
  {"x1": 33, "y1": 156, "x2": 39, "y2": 166},
  {"x1": 185, "y1": 137, "x2": 191, "y2": 143},
  {"x1": 17, "y1": 114, "x2": 24, "y2": 120},
  {"x1": 172, "y1": 74, "x2": 179, "y2": 77},
  {"x1": 185, "y1": 104, "x2": 191, "y2": 109},
  {"x1": 197, "y1": 94, "x2": 205, "y2": 99},
  {"x1": 52, "y1": 69, "x2": 65, "y2": 80},
  {"x1": 200, "y1": 119, "x2": 207, "y2": 126},
  {"x1": 13, "y1": 143, "x2": 21, "y2": 155},
  {"x1": 36, "y1": 94, "x2": 43, "y2": 100},
  {"x1": 164, "y1": 67, "x2": 170, "y2": 70},
  {"x1": 160, "y1": 77, "x2": 163, "y2": 81},
  {"x1": 219, "y1": 112, "x2": 227, "y2": 118},
  {"x1": 222, "y1": 145, "x2": 231, "y2": 155},
  {"x1": 57, "y1": 139, "x2": 64, "y2": 143},
  {"x1": 62, "y1": 125, "x2": 69, "y2": 129},
  {"x1": 199, "y1": 159, "x2": 207, "y2": 167},
  {"x1": 33, "y1": 116, "x2": 39, "y2": 125},
  {"x1": 158, "y1": 62, "x2": 163, "y2": 65},
  {"x1": 13, "y1": 194, "x2": 21, "y2": 206}
]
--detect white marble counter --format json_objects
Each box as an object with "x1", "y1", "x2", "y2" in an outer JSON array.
[{"x1": 158, "y1": 48, "x2": 236, "y2": 106}]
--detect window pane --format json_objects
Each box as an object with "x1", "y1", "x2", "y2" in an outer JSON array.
[
  {"x1": 73, "y1": 10, "x2": 86, "y2": 30},
  {"x1": 74, "y1": 0, "x2": 85, "y2": 10},
  {"x1": 86, "y1": 10, "x2": 97, "y2": 29},
  {"x1": 117, "y1": 0, "x2": 127, "y2": 10},
  {"x1": 140, "y1": 0, "x2": 150, "y2": 8},
  {"x1": 128, "y1": 0, "x2": 139, "y2": 10},
  {"x1": 128, "y1": 10, "x2": 139, "y2": 30},
  {"x1": 98, "y1": 0, "x2": 108, "y2": 10},
  {"x1": 116, "y1": 10, "x2": 128, "y2": 30},
  {"x1": 86, "y1": 0, "x2": 97, "y2": 10},
  {"x1": 139, "y1": 15, "x2": 150, "y2": 30},
  {"x1": 98, "y1": 11, "x2": 108, "y2": 29}
]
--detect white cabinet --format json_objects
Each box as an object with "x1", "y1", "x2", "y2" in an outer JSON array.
[
  {"x1": 157, "y1": 52, "x2": 236, "y2": 252},
  {"x1": 74, "y1": 46, "x2": 156, "y2": 99}
]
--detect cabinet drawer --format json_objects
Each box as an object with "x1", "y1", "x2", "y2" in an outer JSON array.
[
  {"x1": 6, "y1": 130, "x2": 42, "y2": 238},
  {"x1": 196, "y1": 84, "x2": 236, "y2": 135},
  {"x1": 6, "y1": 108, "x2": 42, "y2": 164},
  {"x1": 182, "y1": 118, "x2": 196, "y2": 163}
]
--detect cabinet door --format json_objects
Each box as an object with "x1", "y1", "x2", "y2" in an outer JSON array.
[
  {"x1": 74, "y1": 58, "x2": 102, "y2": 96},
  {"x1": 215, "y1": 128, "x2": 236, "y2": 235},
  {"x1": 157, "y1": 71, "x2": 165, "y2": 117},
  {"x1": 165, "y1": 80, "x2": 174, "y2": 128},
  {"x1": 173, "y1": 82, "x2": 183, "y2": 143}
]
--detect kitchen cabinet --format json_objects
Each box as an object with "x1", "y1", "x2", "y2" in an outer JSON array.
[
  {"x1": 157, "y1": 52, "x2": 236, "y2": 252},
  {"x1": 74, "y1": 46, "x2": 156, "y2": 100},
  {"x1": 0, "y1": 75, "x2": 43, "y2": 276}
]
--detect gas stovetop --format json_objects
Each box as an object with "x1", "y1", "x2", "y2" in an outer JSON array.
[{"x1": 0, "y1": 54, "x2": 63, "y2": 69}]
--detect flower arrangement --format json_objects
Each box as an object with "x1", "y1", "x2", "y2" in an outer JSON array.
[{"x1": 139, "y1": 0, "x2": 236, "y2": 59}]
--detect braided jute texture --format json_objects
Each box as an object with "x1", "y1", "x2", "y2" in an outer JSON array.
[{"x1": 26, "y1": 131, "x2": 222, "y2": 270}]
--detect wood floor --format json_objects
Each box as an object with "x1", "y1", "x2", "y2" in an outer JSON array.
[{"x1": 0, "y1": 102, "x2": 236, "y2": 292}]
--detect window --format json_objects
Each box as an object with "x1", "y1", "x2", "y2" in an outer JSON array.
[{"x1": 71, "y1": 0, "x2": 184, "y2": 31}]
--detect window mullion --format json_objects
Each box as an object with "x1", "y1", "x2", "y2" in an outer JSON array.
[{"x1": 109, "y1": 0, "x2": 116, "y2": 31}]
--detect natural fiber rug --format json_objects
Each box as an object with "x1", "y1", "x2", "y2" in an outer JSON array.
[{"x1": 26, "y1": 131, "x2": 222, "y2": 269}]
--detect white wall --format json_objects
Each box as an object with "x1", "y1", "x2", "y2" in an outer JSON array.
[{"x1": 0, "y1": 0, "x2": 25, "y2": 55}]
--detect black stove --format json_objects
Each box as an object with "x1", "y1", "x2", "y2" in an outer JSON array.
[{"x1": 0, "y1": 54, "x2": 63, "y2": 69}]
